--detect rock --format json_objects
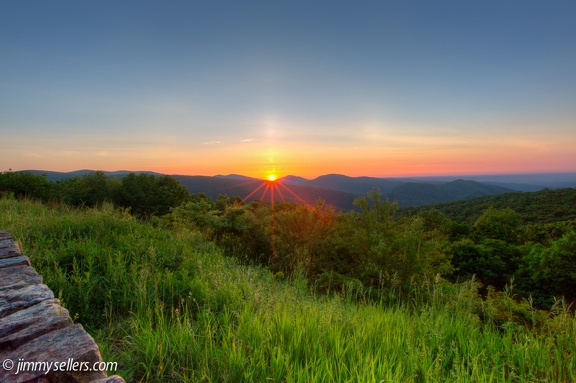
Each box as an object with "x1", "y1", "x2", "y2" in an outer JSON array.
[
  {"x1": 0, "y1": 283, "x2": 54, "y2": 319},
  {"x1": 0, "y1": 276, "x2": 43, "y2": 292},
  {"x1": 0, "y1": 230, "x2": 12, "y2": 238},
  {"x1": 0, "y1": 324, "x2": 107, "y2": 383},
  {"x1": 90, "y1": 376, "x2": 126, "y2": 383},
  {"x1": 0, "y1": 298, "x2": 73, "y2": 351},
  {"x1": 0, "y1": 238, "x2": 22, "y2": 260},
  {"x1": 0, "y1": 231, "x2": 125, "y2": 382},
  {"x1": 0, "y1": 255, "x2": 30, "y2": 269},
  {"x1": 0, "y1": 244, "x2": 21, "y2": 259},
  {"x1": 0, "y1": 265, "x2": 41, "y2": 290},
  {"x1": 0, "y1": 240, "x2": 18, "y2": 249}
]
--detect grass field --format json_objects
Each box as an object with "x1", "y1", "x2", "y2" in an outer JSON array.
[{"x1": 1, "y1": 198, "x2": 574, "y2": 382}]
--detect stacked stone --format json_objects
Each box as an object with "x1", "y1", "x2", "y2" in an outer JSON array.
[{"x1": 0, "y1": 230, "x2": 125, "y2": 383}]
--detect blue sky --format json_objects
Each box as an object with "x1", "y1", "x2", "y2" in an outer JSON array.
[{"x1": 2, "y1": 1, "x2": 575, "y2": 178}]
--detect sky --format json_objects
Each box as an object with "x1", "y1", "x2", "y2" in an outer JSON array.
[{"x1": 1, "y1": 1, "x2": 575, "y2": 179}]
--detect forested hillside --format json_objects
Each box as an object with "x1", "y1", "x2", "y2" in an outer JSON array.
[
  {"x1": 386, "y1": 179, "x2": 513, "y2": 207},
  {"x1": 15, "y1": 170, "x2": 538, "y2": 209},
  {"x1": 2, "y1": 170, "x2": 575, "y2": 307},
  {"x1": 402, "y1": 187, "x2": 576, "y2": 224},
  {"x1": 1, "y1": 170, "x2": 575, "y2": 381}
]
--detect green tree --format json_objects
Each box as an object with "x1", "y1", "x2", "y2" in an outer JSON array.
[
  {"x1": 117, "y1": 173, "x2": 190, "y2": 217},
  {"x1": 57, "y1": 171, "x2": 112, "y2": 207},
  {"x1": 366, "y1": 217, "x2": 453, "y2": 293},
  {"x1": 450, "y1": 238, "x2": 506, "y2": 286},
  {"x1": 518, "y1": 230, "x2": 576, "y2": 306},
  {"x1": 473, "y1": 207, "x2": 521, "y2": 243},
  {"x1": 353, "y1": 189, "x2": 398, "y2": 233},
  {"x1": 0, "y1": 170, "x2": 53, "y2": 201},
  {"x1": 270, "y1": 200, "x2": 338, "y2": 275},
  {"x1": 350, "y1": 191, "x2": 452, "y2": 295},
  {"x1": 167, "y1": 193, "x2": 219, "y2": 234}
]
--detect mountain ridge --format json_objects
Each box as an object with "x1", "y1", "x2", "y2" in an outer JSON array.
[{"x1": 15, "y1": 169, "x2": 576, "y2": 210}]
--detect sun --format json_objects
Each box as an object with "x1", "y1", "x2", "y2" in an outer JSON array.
[{"x1": 267, "y1": 174, "x2": 277, "y2": 182}]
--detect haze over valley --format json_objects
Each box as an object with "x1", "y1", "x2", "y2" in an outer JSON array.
[{"x1": 19, "y1": 169, "x2": 576, "y2": 209}]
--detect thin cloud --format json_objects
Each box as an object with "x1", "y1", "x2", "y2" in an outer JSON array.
[
  {"x1": 203, "y1": 141, "x2": 221, "y2": 145},
  {"x1": 241, "y1": 138, "x2": 255, "y2": 143},
  {"x1": 24, "y1": 151, "x2": 43, "y2": 158}
]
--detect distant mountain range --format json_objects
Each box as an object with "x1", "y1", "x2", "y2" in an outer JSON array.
[
  {"x1": 19, "y1": 170, "x2": 576, "y2": 210},
  {"x1": 22, "y1": 169, "x2": 164, "y2": 182}
]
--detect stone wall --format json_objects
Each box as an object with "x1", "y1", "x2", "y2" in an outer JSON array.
[{"x1": 0, "y1": 230, "x2": 125, "y2": 383}]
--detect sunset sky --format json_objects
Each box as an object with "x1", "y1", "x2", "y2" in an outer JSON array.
[{"x1": 2, "y1": 1, "x2": 575, "y2": 179}]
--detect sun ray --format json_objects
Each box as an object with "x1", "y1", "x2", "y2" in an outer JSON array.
[
  {"x1": 260, "y1": 183, "x2": 272, "y2": 201},
  {"x1": 242, "y1": 181, "x2": 267, "y2": 203},
  {"x1": 273, "y1": 183, "x2": 286, "y2": 203},
  {"x1": 238, "y1": 172, "x2": 315, "y2": 260},
  {"x1": 277, "y1": 182, "x2": 311, "y2": 207}
]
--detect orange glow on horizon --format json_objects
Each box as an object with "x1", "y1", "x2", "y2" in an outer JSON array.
[{"x1": 7, "y1": 134, "x2": 575, "y2": 179}]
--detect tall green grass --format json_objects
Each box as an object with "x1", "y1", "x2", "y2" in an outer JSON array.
[{"x1": 1, "y1": 198, "x2": 574, "y2": 382}]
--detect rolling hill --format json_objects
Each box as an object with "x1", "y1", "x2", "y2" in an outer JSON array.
[
  {"x1": 283, "y1": 173, "x2": 409, "y2": 194},
  {"x1": 401, "y1": 187, "x2": 576, "y2": 224},
  {"x1": 173, "y1": 175, "x2": 359, "y2": 209},
  {"x1": 179, "y1": 174, "x2": 518, "y2": 209},
  {"x1": 386, "y1": 179, "x2": 514, "y2": 207},
  {"x1": 16, "y1": 169, "x2": 574, "y2": 210}
]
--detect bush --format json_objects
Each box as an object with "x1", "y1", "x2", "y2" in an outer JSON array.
[
  {"x1": 0, "y1": 170, "x2": 53, "y2": 201},
  {"x1": 517, "y1": 230, "x2": 576, "y2": 306}
]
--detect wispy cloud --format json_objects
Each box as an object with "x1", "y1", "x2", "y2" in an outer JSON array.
[
  {"x1": 23, "y1": 151, "x2": 43, "y2": 158},
  {"x1": 203, "y1": 141, "x2": 221, "y2": 145},
  {"x1": 240, "y1": 138, "x2": 255, "y2": 143}
]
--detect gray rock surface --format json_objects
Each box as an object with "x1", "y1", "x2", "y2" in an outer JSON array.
[
  {"x1": 0, "y1": 238, "x2": 21, "y2": 260},
  {"x1": 0, "y1": 283, "x2": 54, "y2": 319},
  {"x1": 0, "y1": 241, "x2": 18, "y2": 249},
  {"x1": 0, "y1": 324, "x2": 107, "y2": 383},
  {"x1": 90, "y1": 376, "x2": 127, "y2": 383},
  {"x1": 0, "y1": 265, "x2": 42, "y2": 291},
  {"x1": 0, "y1": 247, "x2": 21, "y2": 260},
  {"x1": 0, "y1": 230, "x2": 13, "y2": 238},
  {"x1": 0, "y1": 298, "x2": 73, "y2": 351},
  {"x1": 0, "y1": 275, "x2": 44, "y2": 293},
  {"x1": 0, "y1": 255, "x2": 30, "y2": 269},
  {"x1": 0, "y1": 231, "x2": 125, "y2": 383}
]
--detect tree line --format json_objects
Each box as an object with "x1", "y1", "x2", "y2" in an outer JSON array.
[
  {"x1": 402, "y1": 187, "x2": 576, "y2": 224},
  {"x1": 2, "y1": 170, "x2": 575, "y2": 310},
  {"x1": 0, "y1": 170, "x2": 190, "y2": 217},
  {"x1": 162, "y1": 190, "x2": 576, "y2": 309}
]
